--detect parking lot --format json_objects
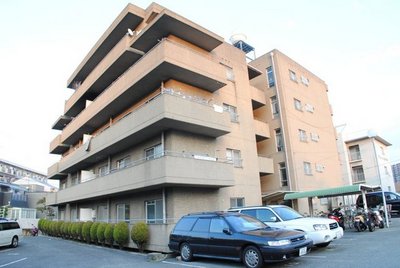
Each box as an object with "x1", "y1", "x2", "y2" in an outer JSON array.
[{"x1": 1, "y1": 217, "x2": 400, "y2": 268}]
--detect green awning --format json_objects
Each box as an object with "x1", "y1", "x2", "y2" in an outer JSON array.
[{"x1": 284, "y1": 184, "x2": 381, "y2": 200}]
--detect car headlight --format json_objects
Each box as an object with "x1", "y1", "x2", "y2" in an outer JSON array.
[
  {"x1": 313, "y1": 224, "x2": 328, "y2": 231},
  {"x1": 267, "y1": 239, "x2": 291, "y2": 246}
]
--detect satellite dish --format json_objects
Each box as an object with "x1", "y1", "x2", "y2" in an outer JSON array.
[{"x1": 127, "y1": 28, "x2": 134, "y2": 36}]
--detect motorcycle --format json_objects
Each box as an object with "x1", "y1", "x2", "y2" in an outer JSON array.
[
  {"x1": 369, "y1": 207, "x2": 384, "y2": 229},
  {"x1": 328, "y1": 207, "x2": 345, "y2": 230},
  {"x1": 31, "y1": 226, "x2": 39, "y2": 236},
  {"x1": 354, "y1": 209, "x2": 374, "y2": 232}
]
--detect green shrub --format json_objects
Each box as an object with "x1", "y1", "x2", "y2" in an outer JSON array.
[
  {"x1": 104, "y1": 223, "x2": 114, "y2": 247},
  {"x1": 97, "y1": 222, "x2": 107, "y2": 246},
  {"x1": 68, "y1": 222, "x2": 74, "y2": 238},
  {"x1": 61, "y1": 222, "x2": 70, "y2": 238},
  {"x1": 72, "y1": 222, "x2": 84, "y2": 240},
  {"x1": 38, "y1": 218, "x2": 46, "y2": 234},
  {"x1": 82, "y1": 221, "x2": 93, "y2": 243},
  {"x1": 90, "y1": 222, "x2": 100, "y2": 244},
  {"x1": 130, "y1": 222, "x2": 149, "y2": 252},
  {"x1": 56, "y1": 221, "x2": 64, "y2": 237},
  {"x1": 113, "y1": 222, "x2": 129, "y2": 249}
]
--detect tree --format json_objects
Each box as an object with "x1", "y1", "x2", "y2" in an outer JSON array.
[
  {"x1": 36, "y1": 197, "x2": 55, "y2": 219},
  {"x1": 130, "y1": 222, "x2": 149, "y2": 252}
]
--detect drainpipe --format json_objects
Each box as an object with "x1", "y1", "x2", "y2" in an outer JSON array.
[
  {"x1": 163, "y1": 188, "x2": 166, "y2": 224},
  {"x1": 371, "y1": 136, "x2": 389, "y2": 227},
  {"x1": 270, "y1": 52, "x2": 294, "y2": 193}
]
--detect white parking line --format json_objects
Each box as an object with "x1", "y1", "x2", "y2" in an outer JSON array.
[
  {"x1": 301, "y1": 255, "x2": 327, "y2": 259},
  {"x1": 0, "y1": 258, "x2": 28, "y2": 267},
  {"x1": 162, "y1": 260, "x2": 206, "y2": 268}
]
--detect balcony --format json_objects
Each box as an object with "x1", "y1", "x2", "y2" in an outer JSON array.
[
  {"x1": 254, "y1": 120, "x2": 270, "y2": 142},
  {"x1": 67, "y1": 4, "x2": 145, "y2": 89},
  {"x1": 49, "y1": 39, "x2": 227, "y2": 152},
  {"x1": 49, "y1": 134, "x2": 70, "y2": 155},
  {"x1": 52, "y1": 115, "x2": 73, "y2": 131},
  {"x1": 56, "y1": 92, "x2": 231, "y2": 174},
  {"x1": 47, "y1": 162, "x2": 67, "y2": 180},
  {"x1": 250, "y1": 86, "x2": 266, "y2": 110},
  {"x1": 258, "y1": 156, "x2": 274, "y2": 176},
  {"x1": 46, "y1": 153, "x2": 235, "y2": 205}
]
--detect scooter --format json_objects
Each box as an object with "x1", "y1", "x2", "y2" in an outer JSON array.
[
  {"x1": 370, "y1": 207, "x2": 384, "y2": 229},
  {"x1": 328, "y1": 208, "x2": 345, "y2": 230},
  {"x1": 354, "y1": 209, "x2": 374, "y2": 232}
]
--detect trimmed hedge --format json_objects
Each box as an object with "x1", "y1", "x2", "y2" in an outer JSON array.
[
  {"x1": 96, "y1": 222, "x2": 107, "y2": 246},
  {"x1": 113, "y1": 222, "x2": 129, "y2": 249},
  {"x1": 90, "y1": 222, "x2": 100, "y2": 244},
  {"x1": 82, "y1": 221, "x2": 93, "y2": 243},
  {"x1": 130, "y1": 222, "x2": 149, "y2": 252},
  {"x1": 104, "y1": 223, "x2": 114, "y2": 247}
]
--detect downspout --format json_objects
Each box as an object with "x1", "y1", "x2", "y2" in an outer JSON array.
[
  {"x1": 371, "y1": 137, "x2": 389, "y2": 227},
  {"x1": 270, "y1": 52, "x2": 294, "y2": 192}
]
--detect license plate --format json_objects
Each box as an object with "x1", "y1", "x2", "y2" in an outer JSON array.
[{"x1": 299, "y1": 247, "x2": 307, "y2": 256}]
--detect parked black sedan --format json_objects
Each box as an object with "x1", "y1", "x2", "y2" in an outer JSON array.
[{"x1": 169, "y1": 211, "x2": 313, "y2": 268}]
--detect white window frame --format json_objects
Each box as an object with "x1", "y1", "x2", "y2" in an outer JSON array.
[
  {"x1": 298, "y1": 129, "x2": 308, "y2": 142},
  {"x1": 145, "y1": 144, "x2": 163, "y2": 160},
  {"x1": 116, "y1": 203, "x2": 130, "y2": 223},
  {"x1": 98, "y1": 165, "x2": 108, "y2": 176},
  {"x1": 279, "y1": 162, "x2": 288, "y2": 186},
  {"x1": 289, "y1": 70, "x2": 297, "y2": 82},
  {"x1": 301, "y1": 75, "x2": 309, "y2": 86},
  {"x1": 223, "y1": 103, "x2": 239, "y2": 122},
  {"x1": 117, "y1": 156, "x2": 130, "y2": 169},
  {"x1": 266, "y1": 66, "x2": 275, "y2": 87},
  {"x1": 303, "y1": 162, "x2": 312, "y2": 175},
  {"x1": 270, "y1": 96, "x2": 279, "y2": 118},
  {"x1": 349, "y1": 145, "x2": 361, "y2": 161},
  {"x1": 310, "y1": 133, "x2": 320, "y2": 142},
  {"x1": 294, "y1": 98, "x2": 302, "y2": 111},
  {"x1": 275, "y1": 128, "x2": 284, "y2": 152},
  {"x1": 315, "y1": 163, "x2": 325, "y2": 173},
  {"x1": 352, "y1": 165, "x2": 365, "y2": 183},
  {"x1": 226, "y1": 148, "x2": 242, "y2": 167},
  {"x1": 146, "y1": 199, "x2": 163, "y2": 224},
  {"x1": 230, "y1": 197, "x2": 245, "y2": 208}
]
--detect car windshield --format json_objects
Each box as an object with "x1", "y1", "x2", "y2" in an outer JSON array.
[
  {"x1": 272, "y1": 206, "x2": 303, "y2": 221},
  {"x1": 225, "y1": 214, "x2": 267, "y2": 232}
]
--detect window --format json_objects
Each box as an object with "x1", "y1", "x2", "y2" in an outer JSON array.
[
  {"x1": 70, "y1": 208, "x2": 77, "y2": 222},
  {"x1": 352, "y1": 166, "x2": 365, "y2": 183},
  {"x1": 145, "y1": 144, "x2": 163, "y2": 160},
  {"x1": 310, "y1": 133, "x2": 320, "y2": 142},
  {"x1": 117, "y1": 156, "x2": 130, "y2": 169},
  {"x1": 146, "y1": 199, "x2": 163, "y2": 224},
  {"x1": 303, "y1": 162, "x2": 312, "y2": 175},
  {"x1": 270, "y1": 96, "x2": 279, "y2": 118},
  {"x1": 230, "y1": 197, "x2": 245, "y2": 208},
  {"x1": 97, "y1": 205, "x2": 108, "y2": 222},
  {"x1": 225, "y1": 66, "x2": 235, "y2": 81},
  {"x1": 380, "y1": 146, "x2": 385, "y2": 156},
  {"x1": 210, "y1": 218, "x2": 229, "y2": 233},
  {"x1": 116, "y1": 204, "x2": 130, "y2": 223},
  {"x1": 226, "y1": 149, "x2": 242, "y2": 167},
  {"x1": 294, "y1": 98, "x2": 302, "y2": 111},
  {"x1": 349, "y1": 145, "x2": 361, "y2": 161},
  {"x1": 266, "y1": 66, "x2": 275, "y2": 87},
  {"x1": 289, "y1": 70, "x2": 297, "y2": 82},
  {"x1": 240, "y1": 209, "x2": 277, "y2": 222},
  {"x1": 223, "y1": 103, "x2": 239, "y2": 122},
  {"x1": 275, "y1": 128, "x2": 284, "y2": 152},
  {"x1": 98, "y1": 165, "x2": 108, "y2": 176},
  {"x1": 174, "y1": 217, "x2": 197, "y2": 231},
  {"x1": 315, "y1": 163, "x2": 325, "y2": 173},
  {"x1": 298, "y1": 129, "x2": 307, "y2": 142},
  {"x1": 279, "y1": 162, "x2": 288, "y2": 186},
  {"x1": 301, "y1": 75, "x2": 309, "y2": 86},
  {"x1": 304, "y1": 103, "x2": 314, "y2": 113},
  {"x1": 192, "y1": 218, "x2": 211, "y2": 232}
]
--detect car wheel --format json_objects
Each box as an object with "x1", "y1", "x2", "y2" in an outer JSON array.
[
  {"x1": 10, "y1": 236, "x2": 18, "y2": 248},
  {"x1": 180, "y1": 242, "x2": 193, "y2": 262},
  {"x1": 315, "y1": 242, "x2": 330, "y2": 248},
  {"x1": 243, "y1": 245, "x2": 263, "y2": 268}
]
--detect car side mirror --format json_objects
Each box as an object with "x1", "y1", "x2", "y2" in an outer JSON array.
[
  {"x1": 223, "y1": 228, "x2": 232, "y2": 235},
  {"x1": 270, "y1": 216, "x2": 278, "y2": 222}
]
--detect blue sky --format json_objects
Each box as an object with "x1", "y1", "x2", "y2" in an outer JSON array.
[{"x1": 1, "y1": 0, "x2": 399, "y2": 174}]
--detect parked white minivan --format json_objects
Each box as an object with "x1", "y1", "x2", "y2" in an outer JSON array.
[{"x1": 0, "y1": 220, "x2": 22, "y2": 248}]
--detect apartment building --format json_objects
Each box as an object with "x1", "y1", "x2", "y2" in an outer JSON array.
[
  {"x1": 392, "y1": 163, "x2": 400, "y2": 192},
  {"x1": 249, "y1": 51, "x2": 343, "y2": 213},
  {"x1": 345, "y1": 133, "x2": 395, "y2": 191},
  {"x1": 46, "y1": 3, "x2": 274, "y2": 251}
]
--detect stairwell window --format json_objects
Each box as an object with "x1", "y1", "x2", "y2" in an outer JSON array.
[
  {"x1": 298, "y1": 129, "x2": 308, "y2": 142},
  {"x1": 116, "y1": 203, "x2": 130, "y2": 223},
  {"x1": 275, "y1": 128, "x2": 284, "y2": 152},
  {"x1": 303, "y1": 162, "x2": 312, "y2": 175},
  {"x1": 266, "y1": 66, "x2": 275, "y2": 87},
  {"x1": 294, "y1": 98, "x2": 302, "y2": 111},
  {"x1": 349, "y1": 145, "x2": 361, "y2": 161},
  {"x1": 279, "y1": 162, "x2": 288, "y2": 186},
  {"x1": 352, "y1": 165, "x2": 365, "y2": 183},
  {"x1": 223, "y1": 103, "x2": 239, "y2": 122},
  {"x1": 226, "y1": 148, "x2": 242, "y2": 167},
  {"x1": 289, "y1": 70, "x2": 297, "y2": 82},
  {"x1": 270, "y1": 96, "x2": 279, "y2": 118},
  {"x1": 146, "y1": 199, "x2": 163, "y2": 224},
  {"x1": 145, "y1": 144, "x2": 163, "y2": 160}
]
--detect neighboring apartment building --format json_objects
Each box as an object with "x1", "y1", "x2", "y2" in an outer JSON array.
[
  {"x1": 345, "y1": 133, "x2": 395, "y2": 191},
  {"x1": 392, "y1": 163, "x2": 400, "y2": 192},
  {"x1": 249, "y1": 51, "x2": 343, "y2": 212},
  {"x1": 46, "y1": 3, "x2": 274, "y2": 252}
]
